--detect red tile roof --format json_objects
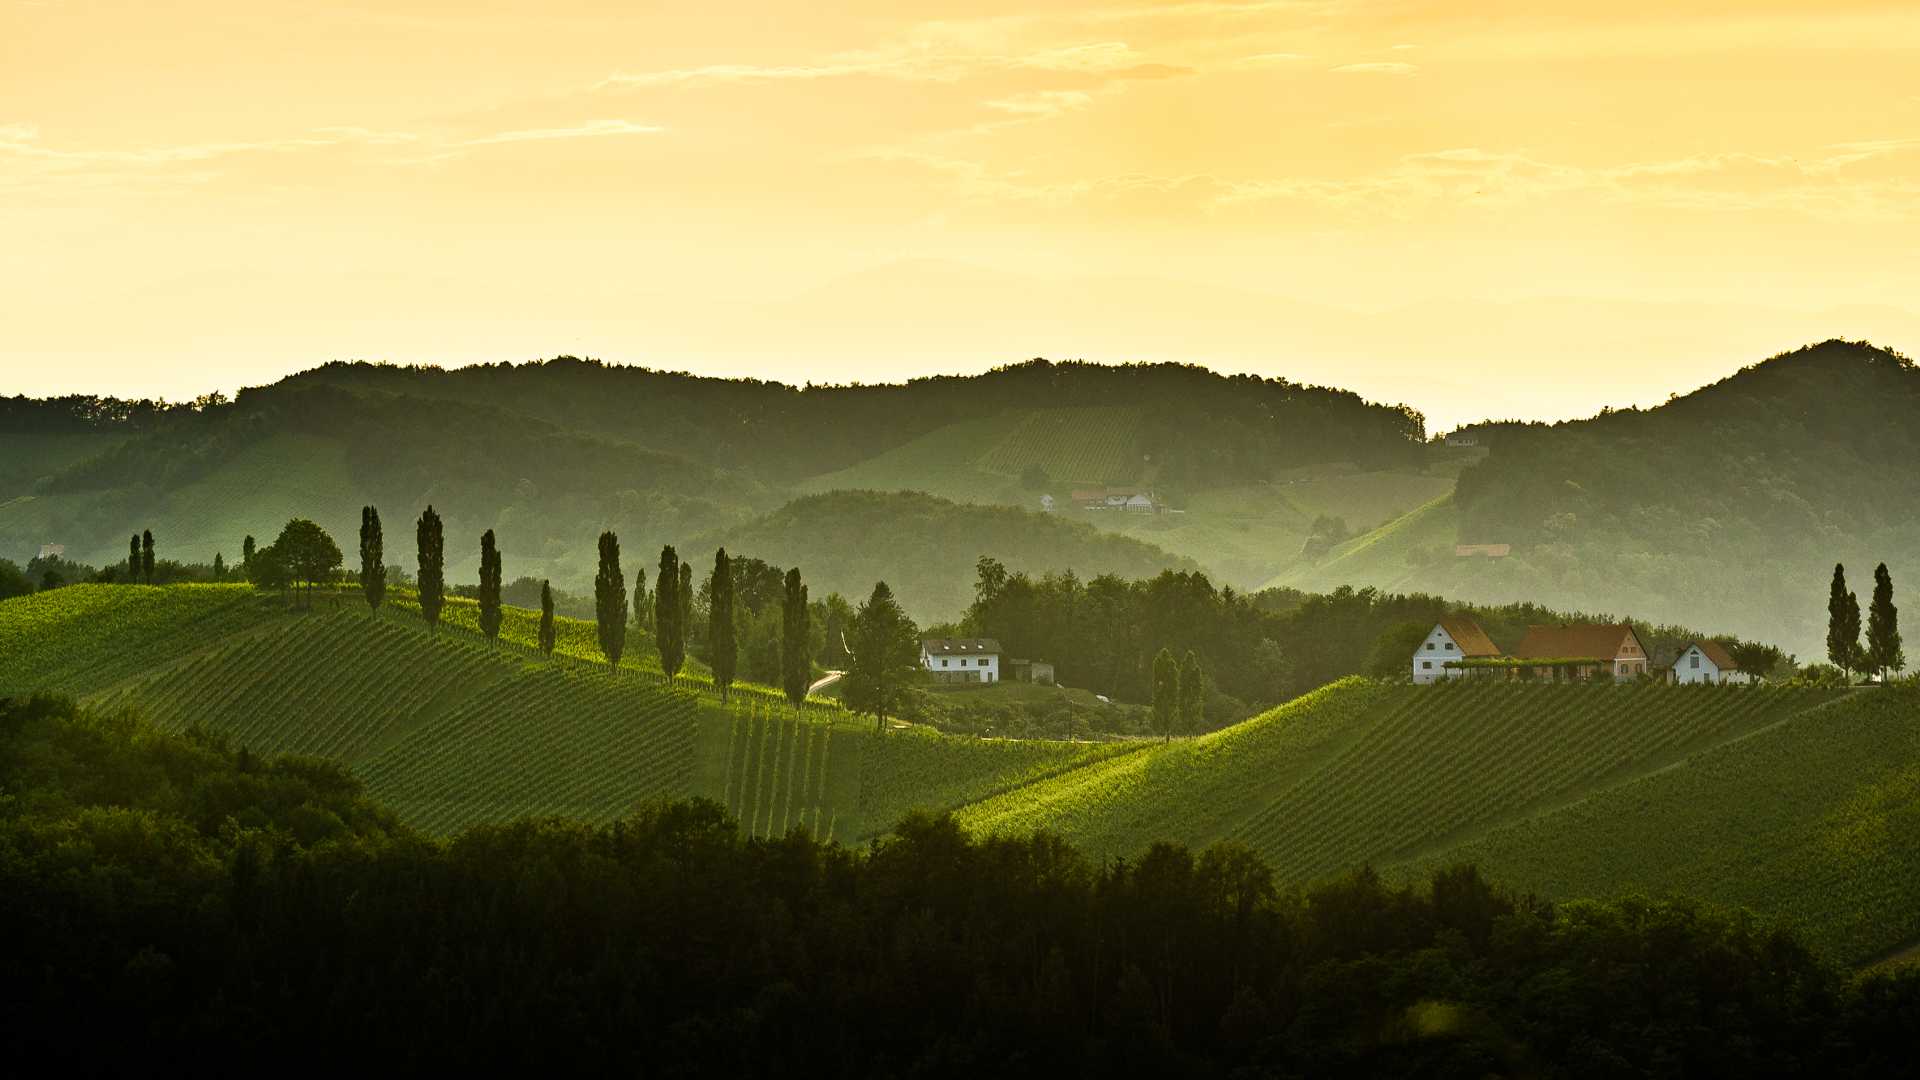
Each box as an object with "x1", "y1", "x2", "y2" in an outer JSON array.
[
  {"x1": 1437, "y1": 616, "x2": 1502, "y2": 657},
  {"x1": 1512, "y1": 623, "x2": 1643, "y2": 660}
]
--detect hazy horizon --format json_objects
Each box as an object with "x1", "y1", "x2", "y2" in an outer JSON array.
[{"x1": 8, "y1": 1, "x2": 1919, "y2": 431}]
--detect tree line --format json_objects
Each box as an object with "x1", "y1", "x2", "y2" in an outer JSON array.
[
  {"x1": 1827, "y1": 562, "x2": 1906, "y2": 681},
  {"x1": 4, "y1": 692, "x2": 1915, "y2": 1077}
]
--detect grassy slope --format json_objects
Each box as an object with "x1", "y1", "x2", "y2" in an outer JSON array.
[
  {"x1": 1, "y1": 585, "x2": 1142, "y2": 842},
  {"x1": 10, "y1": 586, "x2": 1916, "y2": 962},
  {"x1": 0, "y1": 432, "x2": 129, "y2": 497},
  {"x1": 1393, "y1": 688, "x2": 1920, "y2": 964},
  {"x1": 0, "y1": 433, "x2": 361, "y2": 570}
]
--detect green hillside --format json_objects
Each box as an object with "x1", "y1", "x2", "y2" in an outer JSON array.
[
  {"x1": 1294, "y1": 340, "x2": 1920, "y2": 657},
  {"x1": 1394, "y1": 687, "x2": 1920, "y2": 964},
  {"x1": 701, "y1": 490, "x2": 1196, "y2": 621},
  {"x1": 8, "y1": 584, "x2": 1918, "y2": 964},
  {"x1": 0, "y1": 585, "x2": 1144, "y2": 843}
]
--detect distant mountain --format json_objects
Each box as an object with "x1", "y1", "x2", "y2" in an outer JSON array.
[
  {"x1": 1277, "y1": 340, "x2": 1920, "y2": 658},
  {"x1": 2, "y1": 356, "x2": 1424, "y2": 596}
]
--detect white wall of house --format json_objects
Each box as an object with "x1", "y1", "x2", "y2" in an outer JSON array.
[
  {"x1": 1412, "y1": 624, "x2": 1468, "y2": 684},
  {"x1": 1671, "y1": 645, "x2": 1750, "y2": 685},
  {"x1": 923, "y1": 649, "x2": 1000, "y2": 683}
]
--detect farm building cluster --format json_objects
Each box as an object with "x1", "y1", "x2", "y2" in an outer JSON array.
[
  {"x1": 920, "y1": 638, "x2": 1056, "y2": 686},
  {"x1": 1413, "y1": 617, "x2": 1752, "y2": 685}
]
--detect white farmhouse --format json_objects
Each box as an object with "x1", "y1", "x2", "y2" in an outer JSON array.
[
  {"x1": 1669, "y1": 640, "x2": 1750, "y2": 685},
  {"x1": 922, "y1": 638, "x2": 1002, "y2": 684},
  {"x1": 1412, "y1": 616, "x2": 1502, "y2": 684}
]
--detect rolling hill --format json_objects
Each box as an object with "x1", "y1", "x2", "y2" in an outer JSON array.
[
  {"x1": 1274, "y1": 340, "x2": 1920, "y2": 658},
  {"x1": 7, "y1": 583, "x2": 1917, "y2": 966},
  {"x1": 2, "y1": 357, "x2": 1430, "y2": 610}
]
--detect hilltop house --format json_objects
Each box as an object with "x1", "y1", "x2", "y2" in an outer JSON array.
[
  {"x1": 1070, "y1": 487, "x2": 1157, "y2": 512},
  {"x1": 1668, "y1": 640, "x2": 1750, "y2": 685},
  {"x1": 922, "y1": 638, "x2": 1001, "y2": 684},
  {"x1": 1511, "y1": 623, "x2": 1650, "y2": 682},
  {"x1": 1412, "y1": 616, "x2": 1502, "y2": 684},
  {"x1": 1006, "y1": 658, "x2": 1056, "y2": 685},
  {"x1": 38, "y1": 543, "x2": 65, "y2": 559}
]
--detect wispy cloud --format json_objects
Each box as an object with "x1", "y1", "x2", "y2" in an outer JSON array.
[
  {"x1": 1330, "y1": 61, "x2": 1417, "y2": 75},
  {"x1": 457, "y1": 119, "x2": 666, "y2": 146}
]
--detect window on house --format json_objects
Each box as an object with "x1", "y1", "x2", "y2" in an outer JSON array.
[
  {"x1": 1426, "y1": 643, "x2": 1435, "y2": 650},
  {"x1": 979, "y1": 658, "x2": 988, "y2": 666},
  {"x1": 1691, "y1": 654, "x2": 1700, "y2": 669},
  {"x1": 1422, "y1": 661, "x2": 1432, "y2": 670},
  {"x1": 1445, "y1": 642, "x2": 1455, "y2": 650}
]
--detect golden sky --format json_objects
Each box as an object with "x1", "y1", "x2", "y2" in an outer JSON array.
[{"x1": 5, "y1": 1, "x2": 1919, "y2": 430}]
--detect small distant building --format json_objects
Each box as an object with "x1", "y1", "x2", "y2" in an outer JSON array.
[
  {"x1": 1413, "y1": 616, "x2": 1502, "y2": 684},
  {"x1": 1511, "y1": 623, "x2": 1650, "y2": 682},
  {"x1": 1444, "y1": 433, "x2": 1480, "y2": 447},
  {"x1": 1007, "y1": 659, "x2": 1056, "y2": 685},
  {"x1": 38, "y1": 543, "x2": 65, "y2": 559},
  {"x1": 1454, "y1": 543, "x2": 1511, "y2": 558},
  {"x1": 922, "y1": 638, "x2": 1001, "y2": 684},
  {"x1": 1038, "y1": 494, "x2": 1056, "y2": 512},
  {"x1": 1668, "y1": 640, "x2": 1750, "y2": 685},
  {"x1": 1070, "y1": 487, "x2": 1158, "y2": 512}
]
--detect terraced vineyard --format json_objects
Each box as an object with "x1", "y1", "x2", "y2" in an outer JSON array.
[
  {"x1": 359, "y1": 664, "x2": 707, "y2": 835},
  {"x1": 8, "y1": 584, "x2": 1919, "y2": 966},
  {"x1": 979, "y1": 406, "x2": 1141, "y2": 483},
  {"x1": 856, "y1": 727, "x2": 1148, "y2": 841},
  {"x1": 0, "y1": 584, "x2": 273, "y2": 695},
  {"x1": 1235, "y1": 680, "x2": 1841, "y2": 880},
  {"x1": 1396, "y1": 688, "x2": 1920, "y2": 964},
  {"x1": 957, "y1": 679, "x2": 1395, "y2": 855},
  {"x1": 98, "y1": 609, "x2": 507, "y2": 762},
  {"x1": 709, "y1": 704, "x2": 853, "y2": 841}
]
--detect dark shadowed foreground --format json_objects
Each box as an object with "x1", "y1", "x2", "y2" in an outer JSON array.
[{"x1": 3, "y1": 694, "x2": 1914, "y2": 1077}]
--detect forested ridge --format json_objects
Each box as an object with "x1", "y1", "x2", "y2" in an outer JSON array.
[
  {"x1": 1448, "y1": 339, "x2": 1920, "y2": 648},
  {"x1": 4, "y1": 693, "x2": 1916, "y2": 1077}
]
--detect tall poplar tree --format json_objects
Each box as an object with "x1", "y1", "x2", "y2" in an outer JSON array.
[
  {"x1": 242, "y1": 535, "x2": 255, "y2": 576},
  {"x1": 782, "y1": 568, "x2": 810, "y2": 707},
  {"x1": 595, "y1": 531, "x2": 628, "y2": 672},
  {"x1": 631, "y1": 564, "x2": 651, "y2": 638},
  {"x1": 679, "y1": 562, "x2": 693, "y2": 653},
  {"x1": 710, "y1": 548, "x2": 737, "y2": 700},
  {"x1": 539, "y1": 579, "x2": 557, "y2": 658},
  {"x1": 478, "y1": 529, "x2": 503, "y2": 646},
  {"x1": 1152, "y1": 647, "x2": 1180, "y2": 742},
  {"x1": 213, "y1": 552, "x2": 225, "y2": 580},
  {"x1": 141, "y1": 530, "x2": 154, "y2": 583},
  {"x1": 1866, "y1": 562, "x2": 1905, "y2": 680},
  {"x1": 416, "y1": 506, "x2": 445, "y2": 634},
  {"x1": 1178, "y1": 650, "x2": 1205, "y2": 735},
  {"x1": 128, "y1": 535, "x2": 140, "y2": 582},
  {"x1": 359, "y1": 506, "x2": 385, "y2": 612},
  {"x1": 656, "y1": 545, "x2": 683, "y2": 679},
  {"x1": 1828, "y1": 563, "x2": 1861, "y2": 677}
]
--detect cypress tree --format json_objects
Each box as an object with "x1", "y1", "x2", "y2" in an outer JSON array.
[
  {"x1": 1152, "y1": 647, "x2": 1179, "y2": 742},
  {"x1": 1828, "y1": 564, "x2": 1860, "y2": 678},
  {"x1": 595, "y1": 531, "x2": 628, "y2": 672},
  {"x1": 141, "y1": 530, "x2": 154, "y2": 583},
  {"x1": 128, "y1": 534, "x2": 140, "y2": 582},
  {"x1": 710, "y1": 549, "x2": 737, "y2": 700},
  {"x1": 539, "y1": 579, "x2": 556, "y2": 657},
  {"x1": 631, "y1": 565, "x2": 650, "y2": 638},
  {"x1": 478, "y1": 529, "x2": 503, "y2": 646},
  {"x1": 656, "y1": 546, "x2": 683, "y2": 679},
  {"x1": 679, "y1": 562, "x2": 693, "y2": 655},
  {"x1": 213, "y1": 552, "x2": 225, "y2": 580},
  {"x1": 416, "y1": 506, "x2": 445, "y2": 634},
  {"x1": 359, "y1": 506, "x2": 385, "y2": 612},
  {"x1": 1178, "y1": 650, "x2": 1205, "y2": 735},
  {"x1": 1867, "y1": 562, "x2": 1904, "y2": 679},
  {"x1": 782, "y1": 568, "x2": 810, "y2": 708},
  {"x1": 242, "y1": 535, "x2": 255, "y2": 575}
]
